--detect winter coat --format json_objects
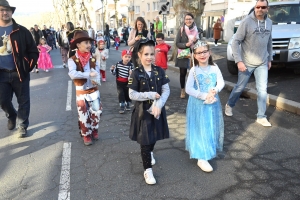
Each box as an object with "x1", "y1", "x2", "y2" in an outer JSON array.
[{"x1": 213, "y1": 22, "x2": 223, "y2": 40}]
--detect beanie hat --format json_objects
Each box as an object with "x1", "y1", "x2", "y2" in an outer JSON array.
[{"x1": 122, "y1": 50, "x2": 132, "y2": 57}]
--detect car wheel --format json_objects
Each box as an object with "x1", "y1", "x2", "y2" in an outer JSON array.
[{"x1": 227, "y1": 59, "x2": 238, "y2": 75}]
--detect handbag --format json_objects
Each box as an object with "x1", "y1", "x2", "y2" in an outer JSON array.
[{"x1": 177, "y1": 48, "x2": 191, "y2": 59}]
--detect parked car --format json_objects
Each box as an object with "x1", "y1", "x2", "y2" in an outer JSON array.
[{"x1": 227, "y1": 1, "x2": 300, "y2": 75}]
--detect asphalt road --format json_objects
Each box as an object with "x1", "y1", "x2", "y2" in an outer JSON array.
[{"x1": 0, "y1": 46, "x2": 299, "y2": 200}]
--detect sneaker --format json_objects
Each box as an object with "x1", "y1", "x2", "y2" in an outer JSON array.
[
  {"x1": 197, "y1": 159, "x2": 213, "y2": 172},
  {"x1": 256, "y1": 118, "x2": 272, "y2": 127},
  {"x1": 7, "y1": 118, "x2": 16, "y2": 130},
  {"x1": 151, "y1": 152, "x2": 156, "y2": 165},
  {"x1": 36, "y1": 69, "x2": 39, "y2": 73},
  {"x1": 144, "y1": 168, "x2": 156, "y2": 185},
  {"x1": 83, "y1": 135, "x2": 93, "y2": 146},
  {"x1": 119, "y1": 103, "x2": 125, "y2": 114},
  {"x1": 214, "y1": 44, "x2": 218, "y2": 46},
  {"x1": 92, "y1": 130, "x2": 99, "y2": 140},
  {"x1": 17, "y1": 127, "x2": 28, "y2": 138},
  {"x1": 102, "y1": 78, "x2": 106, "y2": 82},
  {"x1": 63, "y1": 63, "x2": 66, "y2": 68},
  {"x1": 225, "y1": 104, "x2": 233, "y2": 116},
  {"x1": 125, "y1": 102, "x2": 131, "y2": 111},
  {"x1": 46, "y1": 70, "x2": 49, "y2": 72}
]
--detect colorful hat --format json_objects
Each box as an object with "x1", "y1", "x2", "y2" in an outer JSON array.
[
  {"x1": 97, "y1": 40, "x2": 105, "y2": 45},
  {"x1": 70, "y1": 30, "x2": 95, "y2": 50},
  {"x1": 122, "y1": 50, "x2": 132, "y2": 57}
]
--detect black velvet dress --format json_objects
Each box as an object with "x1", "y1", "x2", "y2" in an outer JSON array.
[{"x1": 128, "y1": 65, "x2": 170, "y2": 145}]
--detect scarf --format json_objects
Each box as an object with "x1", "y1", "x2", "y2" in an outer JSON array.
[
  {"x1": 184, "y1": 22, "x2": 199, "y2": 40},
  {"x1": 77, "y1": 50, "x2": 91, "y2": 67}
]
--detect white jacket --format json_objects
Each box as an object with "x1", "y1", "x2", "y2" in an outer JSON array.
[{"x1": 93, "y1": 48, "x2": 109, "y2": 70}]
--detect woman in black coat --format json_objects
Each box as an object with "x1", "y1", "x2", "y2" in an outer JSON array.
[{"x1": 175, "y1": 13, "x2": 199, "y2": 98}]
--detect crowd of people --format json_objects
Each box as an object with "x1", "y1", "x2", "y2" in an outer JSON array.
[{"x1": 0, "y1": 0, "x2": 273, "y2": 186}]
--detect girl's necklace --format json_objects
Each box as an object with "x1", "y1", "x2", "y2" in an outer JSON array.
[{"x1": 198, "y1": 65, "x2": 211, "y2": 84}]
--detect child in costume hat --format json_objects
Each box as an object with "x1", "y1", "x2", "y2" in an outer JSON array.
[
  {"x1": 68, "y1": 30, "x2": 102, "y2": 146},
  {"x1": 93, "y1": 40, "x2": 109, "y2": 82},
  {"x1": 110, "y1": 50, "x2": 133, "y2": 114}
]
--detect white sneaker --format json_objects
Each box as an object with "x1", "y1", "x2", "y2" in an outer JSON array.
[
  {"x1": 225, "y1": 104, "x2": 233, "y2": 116},
  {"x1": 197, "y1": 160, "x2": 213, "y2": 172},
  {"x1": 144, "y1": 168, "x2": 156, "y2": 185},
  {"x1": 151, "y1": 152, "x2": 156, "y2": 165},
  {"x1": 215, "y1": 44, "x2": 218, "y2": 46},
  {"x1": 256, "y1": 118, "x2": 272, "y2": 127},
  {"x1": 46, "y1": 70, "x2": 49, "y2": 72}
]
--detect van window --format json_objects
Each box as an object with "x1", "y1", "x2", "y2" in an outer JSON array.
[{"x1": 268, "y1": 4, "x2": 300, "y2": 24}]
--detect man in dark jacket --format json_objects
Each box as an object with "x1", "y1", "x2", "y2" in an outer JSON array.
[{"x1": 0, "y1": 0, "x2": 39, "y2": 137}]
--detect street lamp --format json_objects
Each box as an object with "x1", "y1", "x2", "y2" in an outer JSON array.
[
  {"x1": 114, "y1": 0, "x2": 119, "y2": 28},
  {"x1": 100, "y1": 0, "x2": 105, "y2": 32}
]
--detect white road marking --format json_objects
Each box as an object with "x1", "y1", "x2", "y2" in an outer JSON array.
[
  {"x1": 66, "y1": 81, "x2": 72, "y2": 111},
  {"x1": 58, "y1": 142, "x2": 72, "y2": 200}
]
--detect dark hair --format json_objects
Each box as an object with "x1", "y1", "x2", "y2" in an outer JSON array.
[
  {"x1": 256, "y1": 0, "x2": 269, "y2": 6},
  {"x1": 191, "y1": 43, "x2": 214, "y2": 67},
  {"x1": 135, "y1": 17, "x2": 147, "y2": 30},
  {"x1": 66, "y1": 22, "x2": 74, "y2": 31},
  {"x1": 185, "y1": 13, "x2": 194, "y2": 19},
  {"x1": 61, "y1": 24, "x2": 65, "y2": 29},
  {"x1": 156, "y1": 33, "x2": 164, "y2": 40},
  {"x1": 131, "y1": 39, "x2": 155, "y2": 67}
]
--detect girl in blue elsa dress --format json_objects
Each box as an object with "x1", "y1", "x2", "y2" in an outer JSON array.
[{"x1": 185, "y1": 40, "x2": 225, "y2": 172}]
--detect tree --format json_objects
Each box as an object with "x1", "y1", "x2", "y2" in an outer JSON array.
[{"x1": 169, "y1": 0, "x2": 206, "y2": 62}]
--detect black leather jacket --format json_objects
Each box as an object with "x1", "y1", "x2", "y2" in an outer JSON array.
[{"x1": 10, "y1": 19, "x2": 39, "y2": 81}]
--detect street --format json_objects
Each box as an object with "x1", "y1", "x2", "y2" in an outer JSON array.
[{"x1": 0, "y1": 44, "x2": 300, "y2": 200}]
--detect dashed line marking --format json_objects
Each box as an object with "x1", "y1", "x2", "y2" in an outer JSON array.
[
  {"x1": 58, "y1": 142, "x2": 71, "y2": 200},
  {"x1": 66, "y1": 81, "x2": 72, "y2": 111}
]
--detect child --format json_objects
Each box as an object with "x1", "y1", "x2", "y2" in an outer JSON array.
[
  {"x1": 93, "y1": 40, "x2": 109, "y2": 82},
  {"x1": 68, "y1": 30, "x2": 102, "y2": 146},
  {"x1": 110, "y1": 50, "x2": 133, "y2": 114},
  {"x1": 185, "y1": 40, "x2": 225, "y2": 172},
  {"x1": 128, "y1": 38, "x2": 170, "y2": 185},
  {"x1": 37, "y1": 38, "x2": 53, "y2": 72},
  {"x1": 96, "y1": 32, "x2": 104, "y2": 44},
  {"x1": 114, "y1": 36, "x2": 120, "y2": 50},
  {"x1": 155, "y1": 33, "x2": 171, "y2": 71}
]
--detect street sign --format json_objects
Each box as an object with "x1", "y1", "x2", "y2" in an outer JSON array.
[{"x1": 158, "y1": 1, "x2": 170, "y2": 15}]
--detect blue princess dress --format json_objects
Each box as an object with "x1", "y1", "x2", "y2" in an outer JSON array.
[{"x1": 185, "y1": 64, "x2": 225, "y2": 160}]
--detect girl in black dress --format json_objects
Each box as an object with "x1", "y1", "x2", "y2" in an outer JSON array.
[{"x1": 128, "y1": 39, "x2": 170, "y2": 185}]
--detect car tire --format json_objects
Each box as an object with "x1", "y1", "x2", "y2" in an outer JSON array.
[{"x1": 227, "y1": 59, "x2": 238, "y2": 75}]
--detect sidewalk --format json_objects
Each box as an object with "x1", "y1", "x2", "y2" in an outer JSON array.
[{"x1": 167, "y1": 52, "x2": 300, "y2": 116}]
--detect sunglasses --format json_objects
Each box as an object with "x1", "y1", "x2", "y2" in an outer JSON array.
[
  {"x1": 194, "y1": 50, "x2": 209, "y2": 55},
  {"x1": 255, "y1": 6, "x2": 268, "y2": 9}
]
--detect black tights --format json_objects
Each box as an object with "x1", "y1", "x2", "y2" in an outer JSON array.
[
  {"x1": 140, "y1": 143, "x2": 155, "y2": 170},
  {"x1": 180, "y1": 68, "x2": 188, "y2": 89},
  {"x1": 215, "y1": 39, "x2": 219, "y2": 44}
]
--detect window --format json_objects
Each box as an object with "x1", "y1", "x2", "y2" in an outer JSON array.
[
  {"x1": 153, "y1": 2, "x2": 157, "y2": 11},
  {"x1": 147, "y1": 3, "x2": 150, "y2": 11},
  {"x1": 142, "y1": 11, "x2": 145, "y2": 17},
  {"x1": 170, "y1": 0, "x2": 174, "y2": 7},
  {"x1": 135, "y1": 6, "x2": 140, "y2": 13}
]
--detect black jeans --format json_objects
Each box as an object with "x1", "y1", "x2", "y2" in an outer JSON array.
[
  {"x1": 0, "y1": 71, "x2": 30, "y2": 129},
  {"x1": 180, "y1": 68, "x2": 188, "y2": 89},
  {"x1": 116, "y1": 81, "x2": 130, "y2": 104},
  {"x1": 140, "y1": 143, "x2": 155, "y2": 170}
]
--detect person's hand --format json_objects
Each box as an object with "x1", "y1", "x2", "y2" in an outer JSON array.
[
  {"x1": 237, "y1": 62, "x2": 247, "y2": 72},
  {"x1": 129, "y1": 70, "x2": 132, "y2": 75},
  {"x1": 135, "y1": 35, "x2": 141, "y2": 41},
  {"x1": 155, "y1": 48, "x2": 160, "y2": 52},
  {"x1": 186, "y1": 41, "x2": 193, "y2": 47},
  {"x1": 268, "y1": 61, "x2": 272, "y2": 70},
  {"x1": 152, "y1": 106, "x2": 161, "y2": 118},
  {"x1": 110, "y1": 65, "x2": 116, "y2": 70},
  {"x1": 91, "y1": 80, "x2": 97, "y2": 85},
  {"x1": 102, "y1": 56, "x2": 106, "y2": 60},
  {"x1": 155, "y1": 93, "x2": 160, "y2": 99},
  {"x1": 90, "y1": 71, "x2": 98, "y2": 77}
]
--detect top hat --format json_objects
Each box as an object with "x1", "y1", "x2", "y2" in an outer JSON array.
[
  {"x1": 0, "y1": 0, "x2": 16, "y2": 13},
  {"x1": 70, "y1": 30, "x2": 95, "y2": 50}
]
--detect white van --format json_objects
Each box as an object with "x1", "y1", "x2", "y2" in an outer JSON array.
[{"x1": 227, "y1": 1, "x2": 300, "y2": 74}]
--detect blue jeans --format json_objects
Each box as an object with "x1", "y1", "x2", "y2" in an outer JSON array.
[
  {"x1": 105, "y1": 36, "x2": 110, "y2": 49},
  {"x1": 227, "y1": 65, "x2": 268, "y2": 118},
  {"x1": 0, "y1": 71, "x2": 30, "y2": 129}
]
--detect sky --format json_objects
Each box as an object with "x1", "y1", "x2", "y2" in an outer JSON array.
[{"x1": 9, "y1": 0, "x2": 54, "y2": 16}]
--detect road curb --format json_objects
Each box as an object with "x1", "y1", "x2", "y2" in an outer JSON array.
[{"x1": 168, "y1": 63, "x2": 300, "y2": 115}]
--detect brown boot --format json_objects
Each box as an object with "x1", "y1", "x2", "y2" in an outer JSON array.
[{"x1": 180, "y1": 89, "x2": 186, "y2": 99}]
